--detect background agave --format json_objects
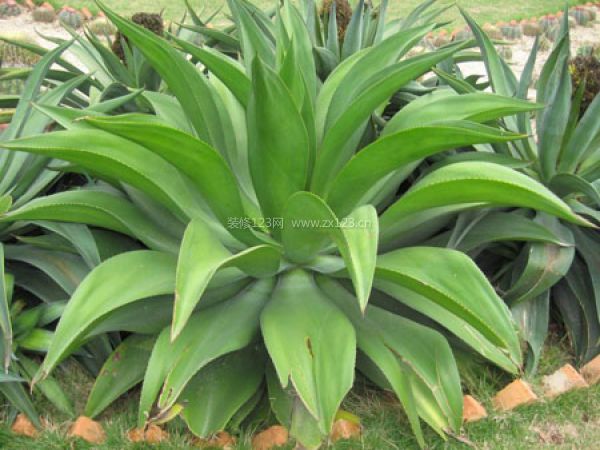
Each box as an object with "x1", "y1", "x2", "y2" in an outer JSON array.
[
  {"x1": 421, "y1": 9, "x2": 600, "y2": 374},
  {"x1": 0, "y1": 1, "x2": 595, "y2": 448}
]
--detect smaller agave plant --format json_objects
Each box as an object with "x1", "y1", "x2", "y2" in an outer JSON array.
[{"x1": 429, "y1": 9, "x2": 600, "y2": 373}]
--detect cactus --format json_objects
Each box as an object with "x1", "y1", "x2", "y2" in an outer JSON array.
[
  {"x1": 498, "y1": 45, "x2": 513, "y2": 63},
  {"x1": 0, "y1": 34, "x2": 41, "y2": 66},
  {"x1": 0, "y1": 0, "x2": 22, "y2": 17},
  {"x1": 0, "y1": 78, "x2": 25, "y2": 96},
  {"x1": 521, "y1": 20, "x2": 541, "y2": 37},
  {"x1": 433, "y1": 29, "x2": 450, "y2": 48},
  {"x1": 501, "y1": 20, "x2": 522, "y2": 40},
  {"x1": 538, "y1": 15, "x2": 559, "y2": 32},
  {"x1": 451, "y1": 26, "x2": 472, "y2": 42},
  {"x1": 88, "y1": 17, "x2": 117, "y2": 35},
  {"x1": 545, "y1": 25, "x2": 560, "y2": 42},
  {"x1": 576, "y1": 42, "x2": 600, "y2": 58},
  {"x1": 482, "y1": 23, "x2": 503, "y2": 40},
  {"x1": 32, "y1": 5, "x2": 56, "y2": 23},
  {"x1": 570, "y1": 7, "x2": 592, "y2": 26},
  {"x1": 538, "y1": 35, "x2": 552, "y2": 52},
  {"x1": 58, "y1": 7, "x2": 84, "y2": 29}
]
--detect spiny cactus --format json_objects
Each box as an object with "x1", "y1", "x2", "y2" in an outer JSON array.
[
  {"x1": 570, "y1": 6, "x2": 592, "y2": 26},
  {"x1": 319, "y1": 0, "x2": 353, "y2": 43},
  {"x1": 570, "y1": 54, "x2": 600, "y2": 117},
  {"x1": 521, "y1": 20, "x2": 541, "y2": 37},
  {"x1": 577, "y1": 42, "x2": 600, "y2": 58},
  {"x1": 538, "y1": 14, "x2": 559, "y2": 32},
  {"x1": 498, "y1": 45, "x2": 513, "y2": 63},
  {"x1": 58, "y1": 7, "x2": 84, "y2": 29},
  {"x1": 433, "y1": 29, "x2": 450, "y2": 48},
  {"x1": 88, "y1": 17, "x2": 117, "y2": 36},
  {"x1": 501, "y1": 20, "x2": 522, "y2": 41},
  {"x1": 32, "y1": 5, "x2": 56, "y2": 23},
  {"x1": 451, "y1": 26, "x2": 472, "y2": 42},
  {"x1": 0, "y1": 0, "x2": 22, "y2": 17},
  {"x1": 545, "y1": 24, "x2": 560, "y2": 42},
  {"x1": 482, "y1": 23, "x2": 503, "y2": 40},
  {"x1": 538, "y1": 34, "x2": 552, "y2": 52},
  {"x1": 0, "y1": 78, "x2": 25, "y2": 96},
  {"x1": 112, "y1": 12, "x2": 164, "y2": 61},
  {"x1": 0, "y1": 34, "x2": 41, "y2": 66}
]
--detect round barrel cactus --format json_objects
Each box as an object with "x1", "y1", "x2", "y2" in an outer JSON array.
[
  {"x1": 521, "y1": 20, "x2": 541, "y2": 37},
  {"x1": 88, "y1": 17, "x2": 117, "y2": 35},
  {"x1": 32, "y1": 5, "x2": 56, "y2": 23},
  {"x1": 0, "y1": 0, "x2": 22, "y2": 17},
  {"x1": 58, "y1": 7, "x2": 84, "y2": 29}
]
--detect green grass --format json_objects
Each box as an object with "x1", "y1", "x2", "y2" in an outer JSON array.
[
  {"x1": 42, "y1": 0, "x2": 588, "y2": 26},
  {"x1": 1, "y1": 337, "x2": 599, "y2": 449}
]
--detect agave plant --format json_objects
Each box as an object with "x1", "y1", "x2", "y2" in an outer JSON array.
[
  {"x1": 0, "y1": 1, "x2": 592, "y2": 447},
  {"x1": 425, "y1": 10, "x2": 600, "y2": 373}
]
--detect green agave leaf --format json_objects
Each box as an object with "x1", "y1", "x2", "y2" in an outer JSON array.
[
  {"x1": 380, "y1": 162, "x2": 593, "y2": 238},
  {"x1": 2, "y1": 190, "x2": 180, "y2": 254},
  {"x1": 560, "y1": 92, "x2": 600, "y2": 173},
  {"x1": 139, "y1": 279, "x2": 274, "y2": 425},
  {"x1": 260, "y1": 270, "x2": 355, "y2": 434},
  {"x1": 386, "y1": 89, "x2": 542, "y2": 131},
  {"x1": 554, "y1": 258, "x2": 600, "y2": 363},
  {"x1": 505, "y1": 215, "x2": 575, "y2": 305},
  {"x1": 0, "y1": 245, "x2": 12, "y2": 371},
  {"x1": 312, "y1": 42, "x2": 466, "y2": 193},
  {"x1": 375, "y1": 246, "x2": 522, "y2": 367},
  {"x1": 549, "y1": 173, "x2": 600, "y2": 207},
  {"x1": 248, "y1": 58, "x2": 309, "y2": 229},
  {"x1": 327, "y1": 122, "x2": 524, "y2": 216},
  {"x1": 19, "y1": 355, "x2": 75, "y2": 418},
  {"x1": 97, "y1": 1, "x2": 227, "y2": 152},
  {"x1": 170, "y1": 36, "x2": 251, "y2": 107},
  {"x1": 173, "y1": 219, "x2": 280, "y2": 339},
  {"x1": 227, "y1": 0, "x2": 275, "y2": 73},
  {"x1": 373, "y1": 280, "x2": 519, "y2": 373},
  {"x1": 2, "y1": 130, "x2": 206, "y2": 223},
  {"x1": 282, "y1": 192, "x2": 378, "y2": 311},
  {"x1": 451, "y1": 212, "x2": 568, "y2": 252},
  {"x1": 0, "y1": 382, "x2": 40, "y2": 427},
  {"x1": 143, "y1": 92, "x2": 194, "y2": 134},
  {"x1": 85, "y1": 334, "x2": 155, "y2": 418},
  {"x1": 33, "y1": 251, "x2": 177, "y2": 384},
  {"x1": 4, "y1": 246, "x2": 88, "y2": 296},
  {"x1": 33, "y1": 221, "x2": 101, "y2": 269},
  {"x1": 180, "y1": 347, "x2": 264, "y2": 437},
  {"x1": 572, "y1": 227, "x2": 600, "y2": 323},
  {"x1": 83, "y1": 115, "x2": 259, "y2": 246},
  {"x1": 511, "y1": 292, "x2": 549, "y2": 376}
]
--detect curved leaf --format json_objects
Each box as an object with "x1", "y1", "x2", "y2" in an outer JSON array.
[
  {"x1": 173, "y1": 219, "x2": 280, "y2": 339},
  {"x1": 375, "y1": 246, "x2": 522, "y2": 367},
  {"x1": 380, "y1": 162, "x2": 593, "y2": 237},
  {"x1": 282, "y1": 192, "x2": 378, "y2": 311},
  {"x1": 139, "y1": 278, "x2": 274, "y2": 425},
  {"x1": 327, "y1": 122, "x2": 524, "y2": 216},
  {"x1": 34, "y1": 251, "x2": 177, "y2": 384},
  {"x1": 261, "y1": 269, "x2": 355, "y2": 434}
]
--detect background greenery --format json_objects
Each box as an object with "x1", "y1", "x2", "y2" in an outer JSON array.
[{"x1": 41, "y1": 0, "x2": 587, "y2": 24}]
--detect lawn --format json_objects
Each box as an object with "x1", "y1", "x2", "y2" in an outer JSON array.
[
  {"x1": 46, "y1": 0, "x2": 587, "y2": 25},
  {"x1": 2, "y1": 338, "x2": 599, "y2": 449}
]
